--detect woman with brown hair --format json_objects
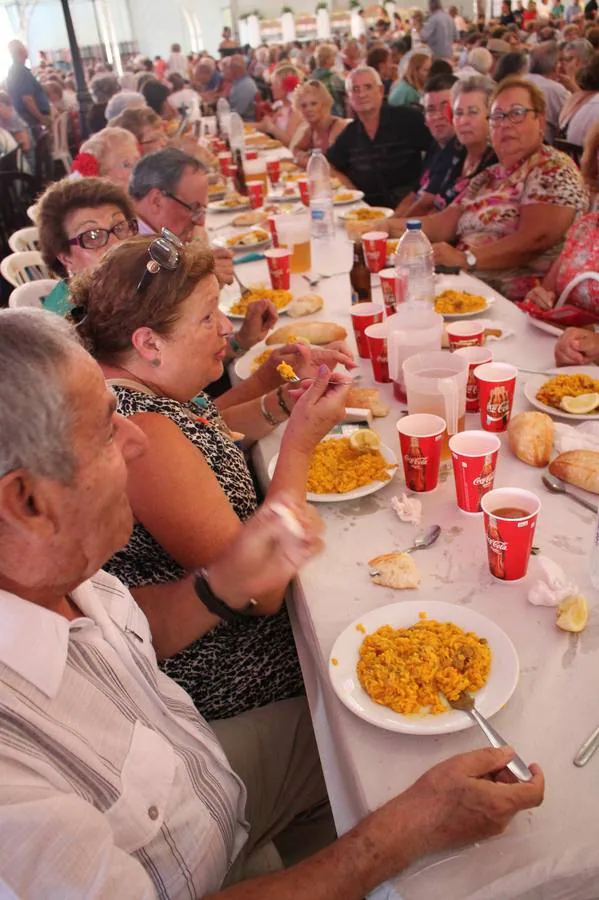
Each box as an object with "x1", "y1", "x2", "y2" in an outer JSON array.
[
  {"x1": 289, "y1": 79, "x2": 350, "y2": 166},
  {"x1": 388, "y1": 51, "x2": 432, "y2": 107},
  {"x1": 70, "y1": 234, "x2": 351, "y2": 720},
  {"x1": 110, "y1": 105, "x2": 168, "y2": 155}
]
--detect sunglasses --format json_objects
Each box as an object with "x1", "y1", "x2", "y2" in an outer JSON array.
[
  {"x1": 136, "y1": 227, "x2": 184, "y2": 294},
  {"x1": 67, "y1": 218, "x2": 138, "y2": 250}
]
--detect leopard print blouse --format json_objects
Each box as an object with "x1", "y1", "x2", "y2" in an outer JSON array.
[{"x1": 104, "y1": 385, "x2": 304, "y2": 721}]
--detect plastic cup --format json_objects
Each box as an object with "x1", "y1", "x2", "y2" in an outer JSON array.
[
  {"x1": 362, "y1": 231, "x2": 388, "y2": 274},
  {"x1": 350, "y1": 302, "x2": 384, "y2": 359},
  {"x1": 247, "y1": 179, "x2": 265, "y2": 209},
  {"x1": 454, "y1": 346, "x2": 493, "y2": 412},
  {"x1": 446, "y1": 320, "x2": 485, "y2": 351},
  {"x1": 449, "y1": 431, "x2": 501, "y2": 515},
  {"x1": 396, "y1": 414, "x2": 446, "y2": 493},
  {"x1": 245, "y1": 149, "x2": 258, "y2": 160},
  {"x1": 298, "y1": 177, "x2": 310, "y2": 206},
  {"x1": 365, "y1": 322, "x2": 390, "y2": 383},
  {"x1": 267, "y1": 215, "x2": 279, "y2": 248},
  {"x1": 481, "y1": 488, "x2": 541, "y2": 582},
  {"x1": 474, "y1": 362, "x2": 517, "y2": 432},
  {"x1": 264, "y1": 248, "x2": 291, "y2": 290},
  {"x1": 218, "y1": 151, "x2": 232, "y2": 177},
  {"x1": 379, "y1": 268, "x2": 402, "y2": 316},
  {"x1": 266, "y1": 159, "x2": 281, "y2": 185}
]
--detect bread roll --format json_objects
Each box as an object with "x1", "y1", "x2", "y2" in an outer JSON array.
[
  {"x1": 346, "y1": 387, "x2": 390, "y2": 417},
  {"x1": 266, "y1": 321, "x2": 347, "y2": 346},
  {"x1": 368, "y1": 552, "x2": 420, "y2": 589},
  {"x1": 508, "y1": 411, "x2": 554, "y2": 467},
  {"x1": 232, "y1": 209, "x2": 267, "y2": 227},
  {"x1": 286, "y1": 293, "x2": 324, "y2": 318},
  {"x1": 549, "y1": 451, "x2": 599, "y2": 494}
]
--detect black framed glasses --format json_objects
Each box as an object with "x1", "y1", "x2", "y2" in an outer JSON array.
[
  {"x1": 67, "y1": 218, "x2": 138, "y2": 250},
  {"x1": 136, "y1": 227, "x2": 184, "y2": 294},
  {"x1": 162, "y1": 190, "x2": 206, "y2": 223},
  {"x1": 488, "y1": 106, "x2": 536, "y2": 126}
]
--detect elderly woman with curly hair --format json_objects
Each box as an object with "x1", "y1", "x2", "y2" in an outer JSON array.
[{"x1": 71, "y1": 126, "x2": 140, "y2": 190}]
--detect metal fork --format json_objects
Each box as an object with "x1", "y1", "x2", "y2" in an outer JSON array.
[{"x1": 233, "y1": 271, "x2": 252, "y2": 300}]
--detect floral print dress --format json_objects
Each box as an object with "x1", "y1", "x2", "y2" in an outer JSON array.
[{"x1": 553, "y1": 213, "x2": 599, "y2": 313}]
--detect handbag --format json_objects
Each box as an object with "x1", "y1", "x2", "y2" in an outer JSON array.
[{"x1": 517, "y1": 272, "x2": 599, "y2": 329}]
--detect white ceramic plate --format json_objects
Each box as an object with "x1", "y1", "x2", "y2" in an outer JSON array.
[
  {"x1": 234, "y1": 341, "x2": 274, "y2": 379},
  {"x1": 267, "y1": 434, "x2": 397, "y2": 503},
  {"x1": 213, "y1": 230, "x2": 272, "y2": 253},
  {"x1": 524, "y1": 366, "x2": 599, "y2": 421},
  {"x1": 219, "y1": 284, "x2": 292, "y2": 320},
  {"x1": 526, "y1": 316, "x2": 564, "y2": 338},
  {"x1": 267, "y1": 189, "x2": 301, "y2": 203},
  {"x1": 435, "y1": 295, "x2": 496, "y2": 320},
  {"x1": 208, "y1": 199, "x2": 250, "y2": 213},
  {"x1": 329, "y1": 601, "x2": 519, "y2": 735},
  {"x1": 337, "y1": 206, "x2": 394, "y2": 222},
  {"x1": 333, "y1": 190, "x2": 365, "y2": 206}
]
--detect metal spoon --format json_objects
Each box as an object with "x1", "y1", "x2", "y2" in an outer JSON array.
[
  {"x1": 369, "y1": 525, "x2": 441, "y2": 576},
  {"x1": 542, "y1": 473, "x2": 598, "y2": 513}
]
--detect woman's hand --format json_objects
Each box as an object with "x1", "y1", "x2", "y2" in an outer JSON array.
[
  {"x1": 236, "y1": 299, "x2": 279, "y2": 350},
  {"x1": 525, "y1": 284, "x2": 556, "y2": 310},
  {"x1": 554, "y1": 328, "x2": 599, "y2": 367},
  {"x1": 269, "y1": 342, "x2": 357, "y2": 380},
  {"x1": 257, "y1": 116, "x2": 275, "y2": 135},
  {"x1": 433, "y1": 242, "x2": 467, "y2": 269},
  {"x1": 284, "y1": 366, "x2": 351, "y2": 453}
]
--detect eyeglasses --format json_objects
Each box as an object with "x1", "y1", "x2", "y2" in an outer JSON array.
[
  {"x1": 67, "y1": 218, "x2": 138, "y2": 250},
  {"x1": 162, "y1": 190, "x2": 206, "y2": 223},
  {"x1": 136, "y1": 227, "x2": 184, "y2": 294},
  {"x1": 488, "y1": 105, "x2": 536, "y2": 126}
]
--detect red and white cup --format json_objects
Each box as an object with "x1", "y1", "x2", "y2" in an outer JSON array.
[
  {"x1": 365, "y1": 322, "x2": 390, "y2": 383},
  {"x1": 266, "y1": 159, "x2": 281, "y2": 185},
  {"x1": 362, "y1": 231, "x2": 388, "y2": 274},
  {"x1": 379, "y1": 268, "x2": 406, "y2": 316},
  {"x1": 247, "y1": 180, "x2": 265, "y2": 209},
  {"x1": 454, "y1": 346, "x2": 493, "y2": 412},
  {"x1": 474, "y1": 362, "x2": 517, "y2": 432},
  {"x1": 266, "y1": 215, "x2": 279, "y2": 248},
  {"x1": 218, "y1": 151, "x2": 232, "y2": 177},
  {"x1": 350, "y1": 302, "x2": 384, "y2": 359},
  {"x1": 396, "y1": 414, "x2": 446, "y2": 493},
  {"x1": 449, "y1": 431, "x2": 501, "y2": 515},
  {"x1": 245, "y1": 149, "x2": 258, "y2": 160},
  {"x1": 264, "y1": 248, "x2": 291, "y2": 290},
  {"x1": 446, "y1": 320, "x2": 485, "y2": 351},
  {"x1": 298, "y1": 177, "x2": 310, "y2": 206},
  {"x1": 481, "y1": 487, "x2": 541, "y2": 583}
]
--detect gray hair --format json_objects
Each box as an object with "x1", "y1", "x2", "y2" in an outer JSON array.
[
  {"x1": 466, "y1": 47, "x2": 493, "y2": 75},
  {"x1": 529, "y1": 41, "x2": 559, "y2": 76},
  {"x1": 90, "y1": 73, "x2": 120, "y2": 104},
  {"x1": 0, "y1": 310, "x2": 80, "y2": 483},
  {"x1": 564, "y1": 38, "x2": 594, "y2": 65},
  {"x1": 346, "y1": 65, "x2": 383, "y2": 93},
  {"x1": 105, "y1": 90, "x2": 145, "y2": 120},
  {"x1": 452, "y1": 74, "x2": 496, "y2": 105},
  {"x1": 79, "y1": 126, "x2": 138, "y2": 169},
  {"x1": 129, "y1": 147, "x2": 206, "y2": 200}
]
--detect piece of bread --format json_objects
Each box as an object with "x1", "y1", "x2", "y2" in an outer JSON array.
[
  {"x1": 232, "y1": 209, "x2": 267, "y2": 227},
  {"x1": 286, "y1": 293, "x2": 324, "y2": 318},
  {"x1": 508, "y1": 411, "x2": 554, "y2": 467},
  {"x1": 346, "y1": 387, "x2": 390, "y2": 418},
  {"x1": 549, "y1": 450, "x2": 599, "y2": 494},
  {"x1": 368, "y1": 552, "x2": 420, "y2": 589},
  {"x1": 266, "y1": 321, "x2": 347, "y2": 346}
]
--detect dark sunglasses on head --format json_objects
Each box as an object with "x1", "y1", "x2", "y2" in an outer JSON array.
[
  {"x1": 67, "y1": 218, "x2": 139, "y2": 250},
  {"x1": 136, "y1": 227, "x2": 184, "y2": 294}
]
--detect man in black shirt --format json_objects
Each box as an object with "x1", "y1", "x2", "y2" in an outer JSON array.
[{"x1": 326, "y1": 66, "x2": 431, "y2": 208}]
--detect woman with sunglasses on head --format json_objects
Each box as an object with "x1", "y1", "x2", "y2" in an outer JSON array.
[
  {"x1": 387, "y1": 77, "x2": 588, "y2": 301},
  {"x1": 38, "y1": 177, "x2": 139, "y2": 317},
  {"x1": 69, "y1": 234, "x2": 353, "y2": 721},
  {"x1": 289, "y1": 79, "x2": 350, "y2": 168}
]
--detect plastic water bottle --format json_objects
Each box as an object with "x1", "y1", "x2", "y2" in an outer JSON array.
[
  {"x1": 394, "y1": 219, "x2": 435, "y2": 308},
  {"x1": 307, "y1": 149, "x2": 334, "y2": 240}
]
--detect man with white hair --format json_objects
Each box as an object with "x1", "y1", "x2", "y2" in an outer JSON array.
[
  {"x1": 458, "y1": 47, "x2": 494, "y2": 78},
  {"x1": 526, "y1": 41, "x2": 571, "y2": 142},
  {"x1": 326, "y1": 66, "x2": 431, "y2": 208},
  {"x1": 193, "y1": 57, "x2": 223, "y2": 103},
  {"x1": 556, "y1": 38, "x2": 594, "y2": 90},
  {"x1": 0, "y1": 308, "x2": 544, "y2": 898}
]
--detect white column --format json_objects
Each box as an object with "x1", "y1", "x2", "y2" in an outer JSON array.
[
  {"x1": 281, "y1": 11, "x2": 296, "y2": 42},
  {"x1": 316, "y1": 7, "x2": 331, "y2": 38},
  {"x1": 247, "y1": 13, "x2": 261, "y2": 48}
]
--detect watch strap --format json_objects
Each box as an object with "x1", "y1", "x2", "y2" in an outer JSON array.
[{"x1": 194, "y1": 569, "x2": 257, "y2": 623}]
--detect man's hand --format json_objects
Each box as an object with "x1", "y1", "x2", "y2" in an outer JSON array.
[
  {"x1": 236, "y1": 299, "x2": 278, "y2": 350},
  {"x1": 554, "y1": 327, "x2": 599, "y2": 366},
  {"x1": 212, "y1": 247, "x2": 234, "y2": 286},
  {"x1": 433, "y1": 242, "x2": 468, "y2": 269}
]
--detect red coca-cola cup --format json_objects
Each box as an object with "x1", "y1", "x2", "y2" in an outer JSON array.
[
  {"x1": 298, "y1": 177, "x2": 310, "y2": 207},
  {"x1": 267, "y1": 215, "x2": 279, "y2": 248},
  {"x1": 365, "y1": 322, "x2": 390, "y2": 383},
  {"x1": 481, "y1": 488, "x2": 541, "y2": 583},
  {"x1": 362, "y1": 231, "x2": 388, "y2": 274},
  {"x1": 245, "y1": 149, "x2": 258, "y2": 160},
  {"x1": 350, "y1": 302, "x2": 384, "y2": 359},
  {"x1": 446, "y1": 320, "x2": 485, "y2": 351},
  {"x1": 247, "y1": 179, "x2": 265, "y2": 209},
  {"x1": 454, "y1": 346, "x2": 493, "y2": 412},
  {"x1": 264, "y1": 248, "x2": 291, "y2": 290},
  {"x1": 218, "y1": 151, "x2": 232, "y2": 177},
  {"x1": 474, "y1": 362, "x2": 517, "y2": 432},
  {"x1": 266, "y1": 159, "x2": 281, "y2": 186},
  {"x1": 449, "y1": 431, "x2": 501, "y2": 515},
  {"x1": 378, "y1": 268, "x2": 405, "y2": 316},
  {"x1": 396, "y1": 414, "x2": 445, "y2": 493}
]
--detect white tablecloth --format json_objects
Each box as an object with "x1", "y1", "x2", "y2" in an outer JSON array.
[{"x1": 211, "y1": 207, "x2": 599, "y2": 900}]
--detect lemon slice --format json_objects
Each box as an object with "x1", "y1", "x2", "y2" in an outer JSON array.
[
  {"x1": 349, "y1": 429, "x2": 381, "y2": 452},
  {"x1": 560, "y1": 393, "x2": 599, "y2": 415},
  {"x1": 556, "y1": 594, "x2": 589, "y2": 633}
]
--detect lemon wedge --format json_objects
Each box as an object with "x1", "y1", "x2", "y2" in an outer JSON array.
[
  {"x1": 556, "y1": 594, "x2": 589, "y2": 633},
  {"x1": 349, "y1": 429, "x2": 381, "y2": 452},
  {"x1": 560, "y1": 393, "x2": 599, "y2": 415}
]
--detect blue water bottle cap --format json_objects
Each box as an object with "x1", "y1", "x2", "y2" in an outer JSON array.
[{"x1": 406, "y1": 219, "x2": 422, "y2": 231}]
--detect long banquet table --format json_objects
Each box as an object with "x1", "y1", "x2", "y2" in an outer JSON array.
[{"x1": 209, "y1": 200, "x2": 599, "y2": 900}]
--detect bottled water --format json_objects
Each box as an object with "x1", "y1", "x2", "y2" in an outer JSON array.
[
  {"x1": 307, "y1": 149, "x2": 334, "y2": 240},
  {"x1": 394, "y1": 219, "x2": 435, "y2": 308}
]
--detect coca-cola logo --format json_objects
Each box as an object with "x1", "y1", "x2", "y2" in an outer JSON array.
[
  {"x1": 406, "y1": 455, "x2": 427, "y2": 466},
  {"x1": 487, "y1": 536, "x2": 507, "y2": 551},
  {"x1": 451, "y1": 337, "x2": 479, "y2": 348},
  {"x1": 487, "y1": 400, "x2": 510, "y2": 416},
  {"x1": 473, "y1": 473, "x2": 494, "y2": 488}
]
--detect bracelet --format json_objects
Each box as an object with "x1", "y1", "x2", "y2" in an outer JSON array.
[
  {"x1": 276, "y1": 384, "x2": 292, "y2": 417},
  {"x1": 194, "y1": 568, "x2": 257, "y2": 623},
  {"x1": 260, "y1": 394, "x2": 283, "y2": 427}
]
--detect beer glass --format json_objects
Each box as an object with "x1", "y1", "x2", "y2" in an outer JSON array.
[
  {"x1": 244, "y1": 157, "x2": 268, "y2": 192},
  {"x1": 275, "y1": 213, "x2": 312, "y2": 274}
]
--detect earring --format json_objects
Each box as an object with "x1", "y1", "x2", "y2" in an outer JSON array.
[{"x1": 150, "y1": 358, "x2": 160, "y2": 368}]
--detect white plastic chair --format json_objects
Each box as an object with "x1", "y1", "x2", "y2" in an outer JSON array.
[
  {"x1": 8, "y1": 226, "x2": 40, "y2": 253},
  {"x1": 8, "y1": 278, "x2": 58, "y2": 309},
  {"x1": 0, "y1": 251, "x2": 50, "y2": 288},
  {"x1": 27, "y1": 202, "x2": 39, "y2": 224},
  {"x1": 52, "y1": 110, "x2": 72, "y2": 173}
]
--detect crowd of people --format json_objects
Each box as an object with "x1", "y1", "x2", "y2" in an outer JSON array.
[{"x1": 1, "y1": 0, "x2": 599, "y2": 893}]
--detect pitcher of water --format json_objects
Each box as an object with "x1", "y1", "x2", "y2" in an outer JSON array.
[
  {"x1": 403, "y1": 350, "x2": 469, "y2": 462},
  {"x1": 387, "y1": 308, "x2": 444, "y2": 403}
]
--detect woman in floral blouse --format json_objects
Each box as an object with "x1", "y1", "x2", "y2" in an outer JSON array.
[{"x1": 388, "y1": 77, "x2": 589, "y2": 301}]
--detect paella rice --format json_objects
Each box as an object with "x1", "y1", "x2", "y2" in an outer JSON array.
[
  {"x1": 434, "y1": 290, "x2": 487, "y2": 315},
  {"x1": 307, "y1": 437, "x2": 395, "y2": 494},
  {"x1": 346, "y1": 207, "x2": 389, "y2": 221},
  {"x1": 536, "y1": 373, "x2": 599, "y2": 410},
  {"x1": 229, "y1": 288, "x2": 292, "y2": 317},
  {"x1": 357, "y1": 616, "x2": 491, "y2": 715},
  {"x1": 276, "y1": 361, "x2": 297, "y2": 381}
]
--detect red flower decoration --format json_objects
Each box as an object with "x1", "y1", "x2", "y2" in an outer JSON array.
[
  {"x1": 282, "y1": 74, "x2": 300, "y2": 95},
  {"x1": 71, "y1": 152, "x2": 100, "y2": 177}
]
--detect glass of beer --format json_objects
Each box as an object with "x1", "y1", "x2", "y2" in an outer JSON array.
[
  {"x1": 275, "y1": 213, "x2": 312, "y2": 274},
  {"x1": 244, "y1": 157, "x2": 268, "y2": 192}
]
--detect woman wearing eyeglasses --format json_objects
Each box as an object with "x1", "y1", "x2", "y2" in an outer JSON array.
[
  {"x1": 38, "y1": 176, "x2": 139, "y2": 317},
  {"x1": 387, "y1": 77, "x2": 589, "y2": 301},
  {"x1": 69, "y1": 234, "x2": 353, "y2": 721}
]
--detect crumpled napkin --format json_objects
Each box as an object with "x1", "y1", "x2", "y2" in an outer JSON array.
[
  {"x1": 390, "y1": 493, "x2": 422, "y2": 525},
  {"x1": 528, "y1": 555, "x2": 578, "y2": 607},
  {"x1": 553, "y1": 421, "x2": 599, "y2": 454}
]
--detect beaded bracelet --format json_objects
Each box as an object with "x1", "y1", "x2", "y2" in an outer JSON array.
[
  {"x1": 276, "y1": 385, "x2": 292, "y2": 417},
  {"x1": 260, "y1": 394, "x2": 282, "y2": 427}
]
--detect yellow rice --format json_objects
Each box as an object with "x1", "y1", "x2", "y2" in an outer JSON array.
[
  {"x1": 536, "y1": 373, "x2": 599, "y2": 410},
  {"x1": 307, "y1": 437, "x2": 395, "y2": 494},
  {"x1": 434, "y1": 290, "x2": 487, "y2": 315},
  {"x1": 229, "y1": 288, "x2": 292, "y2": 317},
  {"x1": 357, "y1": 616, "x2": 491, "y2": 715}
]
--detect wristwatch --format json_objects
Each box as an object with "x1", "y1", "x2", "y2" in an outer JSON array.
[
  {"x1": 465, "y1": 250, "x2": 477, "y2": 271},
  {"x1": 194, "y1": 568, "x2": 257, "y2": 623}
]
